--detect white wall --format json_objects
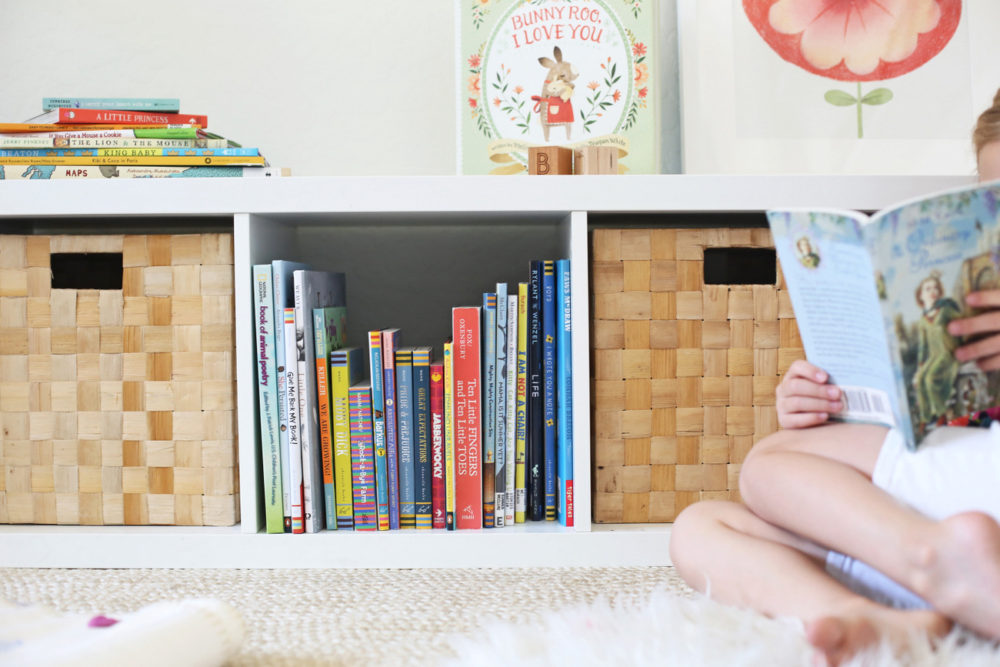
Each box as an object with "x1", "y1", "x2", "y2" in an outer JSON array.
[{"x1": 0, "y1": 0, "x2": 684, "y2": 176}]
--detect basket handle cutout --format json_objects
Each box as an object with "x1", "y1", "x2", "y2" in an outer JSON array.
[
  {"x1": 50, "y1": 253, "x2": 123, "y2": 290},
  {"x1": 703, "y1": 248, "x2": 776, "y2": 285}
]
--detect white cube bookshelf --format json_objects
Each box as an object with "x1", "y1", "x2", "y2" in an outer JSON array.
[{"x1": 0, "y1": 174, "x2": 971, "y2": 568}]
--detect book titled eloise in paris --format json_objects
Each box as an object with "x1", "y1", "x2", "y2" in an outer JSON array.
[
  {"x1": 457, "y1": 0, "x2": 657, "y2": 174},
  {"x1": 768, "y1": 180, "x2": 1000, "y2": 451}
]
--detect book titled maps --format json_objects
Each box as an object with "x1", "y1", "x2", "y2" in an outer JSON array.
[{"x1": 457, "y1": 0, "x2": 658, "y2": 174}]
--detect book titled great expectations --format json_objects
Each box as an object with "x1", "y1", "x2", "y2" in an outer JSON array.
[{"x1": 458, "y1": 0, "x2": 658, "y2": 174}]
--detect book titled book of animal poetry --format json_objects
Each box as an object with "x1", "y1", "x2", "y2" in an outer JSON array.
[
  {"x1": 457, "y1": 0, "x2": 658, "y2": 174},
  {"x1": 768, "y1": 180, "x2": 1000, "y2": 451}
]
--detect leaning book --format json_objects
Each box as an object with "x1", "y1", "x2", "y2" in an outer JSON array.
[
  {"x1": 457, "y1": 0, "x2": 658, "y2": 174},
  {"x1": 767, "y1": 180, "x2": 1000, "y2": 451}
]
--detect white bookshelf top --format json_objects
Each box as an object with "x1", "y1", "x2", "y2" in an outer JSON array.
[{"x1": 0, "y1": 174, "x2": 974, "y2": 218}]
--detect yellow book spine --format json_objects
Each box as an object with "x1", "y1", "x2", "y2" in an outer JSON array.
[{"x1": 330, "y1": 358, "x2": 354, "y2": 529}]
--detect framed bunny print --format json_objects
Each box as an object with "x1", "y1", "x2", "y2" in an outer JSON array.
[
  {"x1": 457, "y1": 0, "x2": 660, "y2": 175},
  {"x1": 678, "y1": 0, "x2": 1000, "y2": 175}
]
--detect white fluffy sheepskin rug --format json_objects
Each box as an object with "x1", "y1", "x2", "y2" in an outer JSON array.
[{"x1": 443, "y1": 589, "x2": 1000, "y2": 666}]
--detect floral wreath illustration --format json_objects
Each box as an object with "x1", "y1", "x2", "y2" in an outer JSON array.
[
  {"x1": 466, "y1": 0, "x2": 649, "y2": 158},
  {"x1": 743, "y1": 0, "x2": 961, "y2": 138}
]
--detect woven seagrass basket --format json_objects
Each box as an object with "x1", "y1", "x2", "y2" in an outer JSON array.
[
  {"x1": 0, "y1": 233, "x2": 238, "y2": 526},
  {"x1": 591, "y1": 227, "x2": 805, "y2": 523}
]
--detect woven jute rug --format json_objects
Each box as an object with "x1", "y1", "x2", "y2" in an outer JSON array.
[{"x1": 0, "y1": 567, "x2": 690, "y2": 666}]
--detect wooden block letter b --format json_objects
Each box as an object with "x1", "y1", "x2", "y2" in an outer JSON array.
[{"x1": 529, "y1": 146, "x2": 573, "y2": 175}]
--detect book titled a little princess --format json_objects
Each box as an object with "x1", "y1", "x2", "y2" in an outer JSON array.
[
  {"x1": 768, "y1": 180, "x2": 1000, "y2": 451},
  {"x1": 457, "y1": 0, "x2": 658, "y2": 175}
]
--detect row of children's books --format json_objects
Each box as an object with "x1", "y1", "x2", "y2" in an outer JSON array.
[
  {"x1": 252, "y1": 259, "x2": 574, "y2": 533},
  {"x1": 0, "y1": 97, "x2": 283, "y2": 179}
]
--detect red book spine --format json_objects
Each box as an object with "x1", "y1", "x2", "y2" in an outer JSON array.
[
  {"x1": 452, "y1": 306, "x2": 483, "y2": 529},
  {"x1": 56, "y1": 108, "x2": 208, "y2": 127},
  {"x1": 430, "y1": 361, "x2": 446, "y2": 529}
]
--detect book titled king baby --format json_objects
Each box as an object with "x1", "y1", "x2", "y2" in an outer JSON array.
[{"x1": 457, "y1": 0, "x2": 658, "y2": 175}]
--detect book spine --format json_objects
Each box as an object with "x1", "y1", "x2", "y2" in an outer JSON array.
[
  {"x1": 329, "y1": 348, "x2": 358, "y2": 529},
  {"x1": 0, "y1": 137, "x2": 229, "y2": 149},
  {"x1": 368, "y1": 331, "x2": 390, "y2": 531},
  {"x1": 272, "y1": 260, "x2": 309, "y2": 533},
  {"x1": 0, "y1": 147, "x2": 258, "y2": 157},
  {"x1": 252, "y1": 265, "x2": 283, "y2": 533},
  {"x1": 0, "y1": 165, "x2": 282, "y2": 179},
  {"x1": 542, "y1": 260, "x2": 557, "y2": 521},
  {"x1": 453, "y1": 306, "x2": 483, "y2": 530},
  {"x1": 505, "y1": 293, "x2": 518, "y2": 527},
  {"x1": 42, "y1": 97, "x2": 181, "y2": 112},
  {"x1": 444, "y1": 341, "x2": 457, "y2": 531},
  {"x1": 413, "y1": 347, "x2": 433, "y2": 530},
  {"x1": 514, "y1": 283, "x2": 529, "y2": 523},
  {"x1": 494, "y1": 284, "x2": 508, "y2": 528},
  {"x1": 283, "y1": 308, "x2": 304, "y2": 534},
  {"x1": 481, "y1": 293, "x2": 497, "y2": 527},
  {"x1": 314, "y1": 310, "x2": 336, "y2": 531},
  {"x1": 528, "y1": 261, "x2": 544, "y2": 520},
  {"x1": 381, "y1": 330, "x2": 401, "y2": 530},
  {"x1": 556, "y1": 259, "x2": 574, "y2": 528},
  {"x1": 54, "y1": 108, "x2": 208, "y2": 126},
  {"x1": 0, "y1": 128, "x2": 197, "y2": 140},
  {"x1": 395, "y1": 349, "x2": 416, "y2": 528},
  {"x1": 0, "y1": 155, "x2": 266, "y2": 166},
  {"x1": 349, "y1": 384, "x2": 377, "y2": 531},
  {"x1": 0, "y1": 123, "x2": 199, "y2": 133},
  {"x1": 430, "y1": 361, "x2": 446, "y2": 529}
]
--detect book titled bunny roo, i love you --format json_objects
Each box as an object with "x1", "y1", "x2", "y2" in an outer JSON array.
[{"x1": 457, "y1": 0, "x2": 658, "y2": 175}]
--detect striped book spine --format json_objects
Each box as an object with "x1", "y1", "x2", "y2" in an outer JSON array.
[
  {"x1": 395, "y1": 348, "x2": 416, "y2": 528},
  {"x1": 413, "y1": 346, "x2": 433, "y2": 530},
  {"x1": 368, "y1": 331, "x2": 390, "y2": 531},
  {"x1": 494, "y1": 283, "x2": 508, "y2": 528},
  {"x1": 349, "y1": 383, "x2": 377, "y2": 531}
]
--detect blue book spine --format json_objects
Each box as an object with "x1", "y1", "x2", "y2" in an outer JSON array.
[
  {"x1": 42, "y1": 97, "x2": 181, "y2": 112},
  {"x1": 494, "y1": 283, "x2": 508, "y2": 527},
  {"x1": 252, "y1": 264, "x2": 283, "y2": 533},
  {"x1": 542, "y1": 260, "x2": 557, "y2": 521},
  {"x1": 396, "y1": 348, "x2": 416, "y2": 528},
  {"x1": 272, "y1": 260, "x2": 309, "y2": 533},
  {"x1": 382, "y1": 329, "x2": 401, "y2": 530},
  {"x1": 413, "y1": 347, "x2": 433, "y2": 529},
  {"x1": 528, "y1": 261, "x2": 545, "y2": 521},
  {"x1": 0, "y1": 147, "x2": 260, "y2": 157},
  {"x1": 368, "y1": 331, "x2": 390, "y2": 531},
  {"x1": 556, "y1": 259, "x2": 574, "y2": 527},
  {"x1": 481, "y1": 293, "x2": 497, "y2": 527}
]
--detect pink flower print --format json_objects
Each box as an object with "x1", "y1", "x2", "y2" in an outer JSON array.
[
  {"x1": 588, "y1": 81, "x2": 600, "y2": 91},
  {"x1": 468, "y1": 54, "x2": 481, "y2": 69},
  {"x1": 632, "y1": 42, "x2": 647, "y2": 58}
]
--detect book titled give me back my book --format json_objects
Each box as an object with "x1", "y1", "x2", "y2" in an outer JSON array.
[
  {"x1": 457, "y1": 0, "x2": 658, "y2": 175},
  {"x1": 767, "y1": 180, "x2": 1000, "y2": 451}
]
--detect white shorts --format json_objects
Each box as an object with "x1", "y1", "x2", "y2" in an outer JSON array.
[
  {"x1": 826, "y1": 423, "x2": 1000, "y2": 609},
  {"x1": 872, "y1": 423, "x2": 1000, "y2": 522}
]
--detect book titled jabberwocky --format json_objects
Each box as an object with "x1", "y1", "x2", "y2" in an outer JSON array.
[
  {"x1": 768, "y1": 180, "x2": 1000, "y2": 451},
  {"x1": 457, "y1": 0, "x2": 658, "y2": 174}
]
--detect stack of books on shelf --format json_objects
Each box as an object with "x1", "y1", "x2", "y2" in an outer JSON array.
[
  {"x1": 0, "y1": 97, "x2": 283, "y2": 179},
  {"x1": 252, "y1": 259, "x2": 574, "y2": 534}
]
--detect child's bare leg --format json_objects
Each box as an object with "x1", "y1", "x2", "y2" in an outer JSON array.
[
  {"x1": 670, "y1": 500, "x2": 950, "y2": 665},
  {"x1": 741, "y1": 424, "x2": 1000, "y2": 639}
]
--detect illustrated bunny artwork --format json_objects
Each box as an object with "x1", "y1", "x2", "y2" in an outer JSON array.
[{"x1": 531, "y1": 46, "x2": 579, "y2": 141}]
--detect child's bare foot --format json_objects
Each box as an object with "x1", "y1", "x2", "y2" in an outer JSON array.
[
  {"x1": 806, "y1": 601, "x2": 950, "y2": 666},
  {"x1": 909, "y1": 511, "x2": 1000, "y2": 639}
]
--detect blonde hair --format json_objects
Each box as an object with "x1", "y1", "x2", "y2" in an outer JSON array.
[{"x1": 973, "y1": 88, "x2": 1000, "y2": 156}]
